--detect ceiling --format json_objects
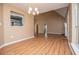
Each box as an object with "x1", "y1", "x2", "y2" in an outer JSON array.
[
  {"x1": 56, "y1": 7, "x2": 67, "y2": 18},
  {"x1": 9, "y1": 3, "x2": 68, "y2": 14}
]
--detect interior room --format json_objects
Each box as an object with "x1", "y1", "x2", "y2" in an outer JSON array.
[{"x1": 0, "y1": 3, "x2": 79, "y2": 55}]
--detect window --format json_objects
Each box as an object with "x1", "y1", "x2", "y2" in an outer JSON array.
[{"x1": 10, "y1": 11, "x2": 24, "y2": 26}]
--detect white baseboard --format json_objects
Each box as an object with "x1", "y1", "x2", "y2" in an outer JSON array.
[
  {"x1": 39, "y1": 33, "x2": 64, "y2": 35},
  {"x1": 47, "y1": 32, "x2": 64, "y2": 34},
  {"x1": 71, "y1": 43, "x2": 79, "y2": 55},
  {"x1": 0, "y1": 45, "x2": 3, "y2": 49},
  {"x1": 68, "y1": 42, "x2": 75, "y2": 55},
  {"x1": 0, "y1": 36, "x2": 34, "y2": 48}
]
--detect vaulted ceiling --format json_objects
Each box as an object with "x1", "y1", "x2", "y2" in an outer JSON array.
[
  {"x1": 55, "y1": 7, "x2": 67, "y2": 18},
  {"x1": 9, "y1": 3, "x2": 68, "y2": 14}
]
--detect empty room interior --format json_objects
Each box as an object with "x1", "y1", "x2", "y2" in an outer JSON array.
[{"x1": 0, "y1": 3, "x2": 79, "y2": 55}]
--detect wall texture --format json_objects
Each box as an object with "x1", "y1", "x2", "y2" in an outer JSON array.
[
  {"x1": 2, "y1": 4, "x2": 34, "y2": 44},
  {"x1": 35, "y1": 11, "x2": 65, "y2": 34}
]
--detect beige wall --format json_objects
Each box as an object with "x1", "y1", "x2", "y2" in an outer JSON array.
[
  {"x1": 35, "y1": 11, "x2": 65, "y2": 34},
  {"x1": 0, "y1": 4, "x2": 4, "y2": 46},
  {"x1": 67, "y1": 4, "x2": 72, "y2": 43},
  {"x1": 2, "y1": 4, "x2": 34, "y2": 44}
]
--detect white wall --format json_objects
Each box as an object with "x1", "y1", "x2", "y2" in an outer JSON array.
[
  {"x1": 2, "y1": 4, "x2": 34, "y2": 45},
  {"x1": 71, "y1": 4, "x2": 78, "y2": 44},
  {"x1": 71, "y1": 3, "x2": 79, "y2": 55},
  {"x1": 77, "y1": 4, "x2": 79, "y2": 46}
]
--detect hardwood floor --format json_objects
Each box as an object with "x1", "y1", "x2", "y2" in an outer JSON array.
[{"x1": 0, "y1": 34, "x2": 72, "y2": 55}]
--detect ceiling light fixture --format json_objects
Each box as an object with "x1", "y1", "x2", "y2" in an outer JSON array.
[
  {"x1": 29, "y1": 7, "x2": 32, "y2": 11},
  {"x1": 28, "y1": 7, "x2": 39, "y2": 15},
  {"x1": 33, "y1": 12, "x2": 36, "y2": 15},
  {"x1": 37, "y1": 11, "x2": 39, "y2": 15},
  {"x1": 28, "y1": 10, "x2": 31, "y2": 14},
  {"x1": 35, "y1": 8, "x2": 38, "y2": 11}
]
